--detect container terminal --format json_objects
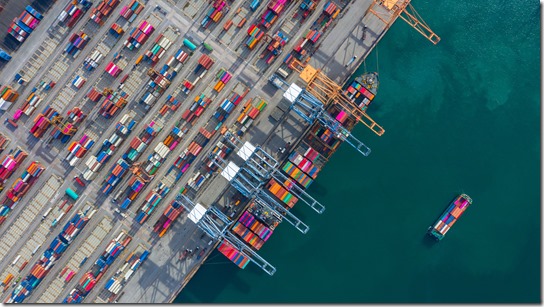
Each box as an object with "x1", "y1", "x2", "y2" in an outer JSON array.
[{"x1": 0, "y1": 0, "x2": 439, "y2": 303}]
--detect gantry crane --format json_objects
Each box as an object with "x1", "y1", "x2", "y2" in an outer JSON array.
[
  {"x1": 271, "y1": 75, "x2": 372, "y2": 157},
  {"x1": 367, "y1": 0, "x2": 440, "y2": 44},
  {"x1": 209, "y1": 152, "x2": 310, "y2": 234},
  {"x1": 222, "y1": 131, "x2": 326, "y2": 214},
  {"x1": 174, "y1": 193, "x2": 277, "y2": 275},
  {"x1": 289, "y1": 59, "x2": 385, "y2": 136}
]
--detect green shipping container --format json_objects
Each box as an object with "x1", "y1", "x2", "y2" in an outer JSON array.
[{"x1": 66, "y1": 188, "x2": 79, "y2": 200}]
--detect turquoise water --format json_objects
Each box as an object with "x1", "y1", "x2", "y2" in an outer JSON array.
[{"x1": 175, "y1": 0, "x2": 540, "y2": 303}]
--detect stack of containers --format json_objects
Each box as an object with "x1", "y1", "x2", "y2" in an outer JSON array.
[
  {"x1": 104, "y1": 250, "x2": 149, "y2": 295},
  {"x1": 123, "y1": 20, "x2": 154, "y2": 50},
  {"x1": 119, "y1": 0, "x2": 144, "y2": 22},
  {"x1": 169, "y1": 148, "x2": 197, "y2": 181},
  {"x1": 134, "y1": 181, "x2": 169, "y2": 224},
  {"x1": 246, "y1": 24, "x2": 264, "y2": 49},
  {"x1": 82, "y1": 114, "x2": 136, "y2": 180},
  {"x1": 63, "y1": 232, "x2": 131, "y2": 303},
  {"x1": 201, "y1": 0, "x2": 226, "y2": 28},
  {"x1": 187, "y1": 171, "x2": 207, "y2": 191},
  {"x1": 50, "y1": 107, "x2": 86, "y2": 143},
  {"x1": 109, "y1": 23, "x2": 125, "y2": 38},
  {"x1": 250, "y1": 0, "x2": 260, "y2": 10},
  {"x1": 134, "y1": 191, "x2": 161, "y2": 224},
  {"x1": 57, "y1": 1, "x2": 87, "y2": 28},
  {"x1": 119, "y1": 175, "x2": 146, "y2": 209},
  {"x1": 123, "y1": 121, "x2": 159, "y2": 163},
  {"x1": 344, "y1": 78, "x2": 375, "y2": 109},
  {"x1": 181, "y1": 94, "x2": 212, "y2": 124},
  {"x1": 0, "y1": 85, "x2": 19, "y2": 111},
  {"x1": 231, "y1": 222, "x2": 265, "y2": 250},
  {"x1": 247, "y1": 98, "x2": 267, "y2": 119},
  {"x1": 159, "y1": 95, "x2": 181, "y2": 115},
  {"x1": 174, "y1": 48, "x2": 189, "y2": 64},
  {"x1": 143, "y1": 33, "x2": 173, "y2": 64},
  {"x1": 288, "y1": 151, "x2": 320, "y2": 178},
  {"x1": 323, "y1": 1, "x2": 337, "y2": 16},
  {"x1": 153, "y1": 199, "x2": 184, "y2": 237},
  {"x1": 102, "y1": 158, "x2": 130, "y2": 194},
  {"x1": 99, "y1": 91, "x2": 128, "y2": 118},
  {"x1": 30, "y1": 106, "x2": 59, "y2": 138},
  {"x1": 105, "y1": 61, "x2": 122, "y2": 77},
  {"x1": 194, "y1": 54, "x2": 215, "y2": 73},
  {"x1": 217, "y1": 240, "x2": 250, "y2": 269},
  {"x1": 213, "y1": 68, "x2": 232, "y2": 92},
  {"x1": 19, "y1": 92, "x2": 42, "y2": 116},
  {"x1": 90, "y1": 0, "x2": 120, "y2": 25},
  {"x1": 9, "y1": 211, "x2": 92, "y2": 303},
  {"x1": 205, "y1": 141, "x2": 232, "y2": 172},
  {"x1": 66, "y1": 134, "x2": 95, "y2": 166},
  {"x1": 83, "y1": 50, "x2": 103, "y2": 71},
  {"x1": 72, "y1": 75, "x2": 87, "y2": 89},
  {"x1": 263, "y1": 31, "x2": 288, "y2": 64},
  {"x1": 0, "y1": 147, "x2": 28, "y2": 188},
  {"x1": 86, "y1": 87, "x2": 104, "y2": 102},
  {"x1": 64, "y1": 32, "x2": 90, "y2": 58},
  {"x1": 266, "y1": 178, "x2": 298, "y2": 208},
  {"x1": 238, "y1": 210, "x2": 273, "y2": 241},
  {"x1": 305, "y1": 29, "x2": 322, "y2": 43},
  {"x1": 282, "y1": 161, "x2": 313, "y2": 188},
  {"x1": 8, "y1": 6, "x2": 43, "y2": 43},
  {"x1": 0, "y1": 161, "x2": 45, "y2": 224},
  {"x1": 260, "y1": 0, "x2": 286, "y2": 28}
]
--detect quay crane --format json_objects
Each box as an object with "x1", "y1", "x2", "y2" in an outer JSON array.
[
  {"x1": 221, "y1": 131, "x2": 326, "y2": 214},
  {"x1": 289, "y1": 59, "x2": 385, "y2": 136},
  {"x1": 368, "y1": 0, "x2": 440, "y2": 44},
  {"x1": 270, "y1": 74, "x2": 372, "y2": 157},
  {"x1": 174, "y1": 193, "x2": 277, "y2": 276}
]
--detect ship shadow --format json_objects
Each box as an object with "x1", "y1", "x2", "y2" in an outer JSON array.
[{"x1": 421, "y1": 233, "x2": 439, "y2": 248}]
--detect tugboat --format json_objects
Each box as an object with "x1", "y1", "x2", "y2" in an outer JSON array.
[
  {"x1": 428, "y1": 194, "x2": 472, "y2": 241},
  {"x1": 343, "y1": 72, "x2": 379, "y2": 111}
]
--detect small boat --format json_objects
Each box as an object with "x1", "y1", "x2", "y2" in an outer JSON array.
[{"x1": 428, "y1": 194, "x2": 472, "y2": 240}]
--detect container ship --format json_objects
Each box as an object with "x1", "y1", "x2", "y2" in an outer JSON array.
[
  {"x1": 428, "y1": 194, "x2": 472, "y2": 240},
  {"x1": 343, "y1": 72, "x2": 379, "y2": 111}
]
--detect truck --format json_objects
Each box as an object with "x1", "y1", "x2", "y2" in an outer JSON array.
[{"x1": 0, "y1": 48, "x2": 11, "y2": 61}]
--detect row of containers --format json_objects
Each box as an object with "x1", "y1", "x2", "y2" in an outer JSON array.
[
  {"x1": 57, "y1": 0, "x2": 91, "y2": 28},
  {"x1": 72, "y1": 75, "x2": 87, "y2": 89},
  {"x1": 16, "y1": 91, "x2": 42, "y2": 117},
  {"x1": 119, "y1": 0, "x2": 144, "y2": 22},
  {"x1": 83, "y1": 50, "x2": 104, "y2": 71},
  {"x1": 0, "y1": 147, "x2": 27, "y2": 189},
  {"x1": 201, "y1": 0, "x2": 227, "y2": 29},
  {"x1": 64, "y1": 32, "x2": 90, "y2": 58},
  {"x1": 143, "y1": 32, "x2": 175, "y2": 64},
  {"x1": 0, "y1": 86, "x2": 19, "y2": 111},
  {"x1": 0, "y1": 161, "x2": 45, "y2": 224},
  {"x1": 82, "y1": 113, "x2": 137, "y2": 181},
  {"x1": 286, "y1": 1, "x2": 340, "y2": 64},
  {"x1": 260, "y1": 0, "x2": 288, "y2": 29},
  {"x1": 30, "y1": 106, "x2": 59, "y2": 138},
  {"x1": 103, "y1": 249, "x2": 150, "y2": 298},
  {"x1": 105, "y1": 61, "x2": 123, "y2": 78},
  {"x1": 246, "y1": 24, "x2": 264, "y2": 49},
  {"x1": 7, "y1": 210, "x2": 93, "y2": 303},
  {"x1": 123, "y1": 19, "x2": 155, "y2": 50},
  {"x1": 152, "y1": 84, "x2": 249, "y2": 236},
  {"x1": 66, "y1": 134, "x2": 96, "y2": 167},
  {"x1": 180, "y1": 54, "x2": 215, "y2": 95},
  {"x1": 90, "y1": 0, "x2": 120, "y2": 25},
  {"x1": 63, "y1": 231, "x2": 132, "y2": 303},
  {"x1": 8, "y1": 5, "x2": 43, "y2": 43},
  {"x1": 343, "y1": 76, "x2": 376, "y2": 111},
  {"x1": 235, "y1": 97, "x2": 268, "y2": 134},
  {"x1": 213, "y1": 68, "x2": 232, "y2": 93}
]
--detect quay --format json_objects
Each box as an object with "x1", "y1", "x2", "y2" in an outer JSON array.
[{"x1": 0, "y1": 0, "x2": 438, "y2": 303}]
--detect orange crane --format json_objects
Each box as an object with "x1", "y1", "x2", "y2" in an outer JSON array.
[
  {"x1": 367, "y1": 0, "x2": 440, "y2": 44},
  {"x1": 289, "y1": 59, "x2": 385, "y2": 136}
]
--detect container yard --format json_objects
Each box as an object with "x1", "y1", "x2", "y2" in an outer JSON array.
[{"x1": 0, "y1": 0, "x2": 440, "y2": 302}]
